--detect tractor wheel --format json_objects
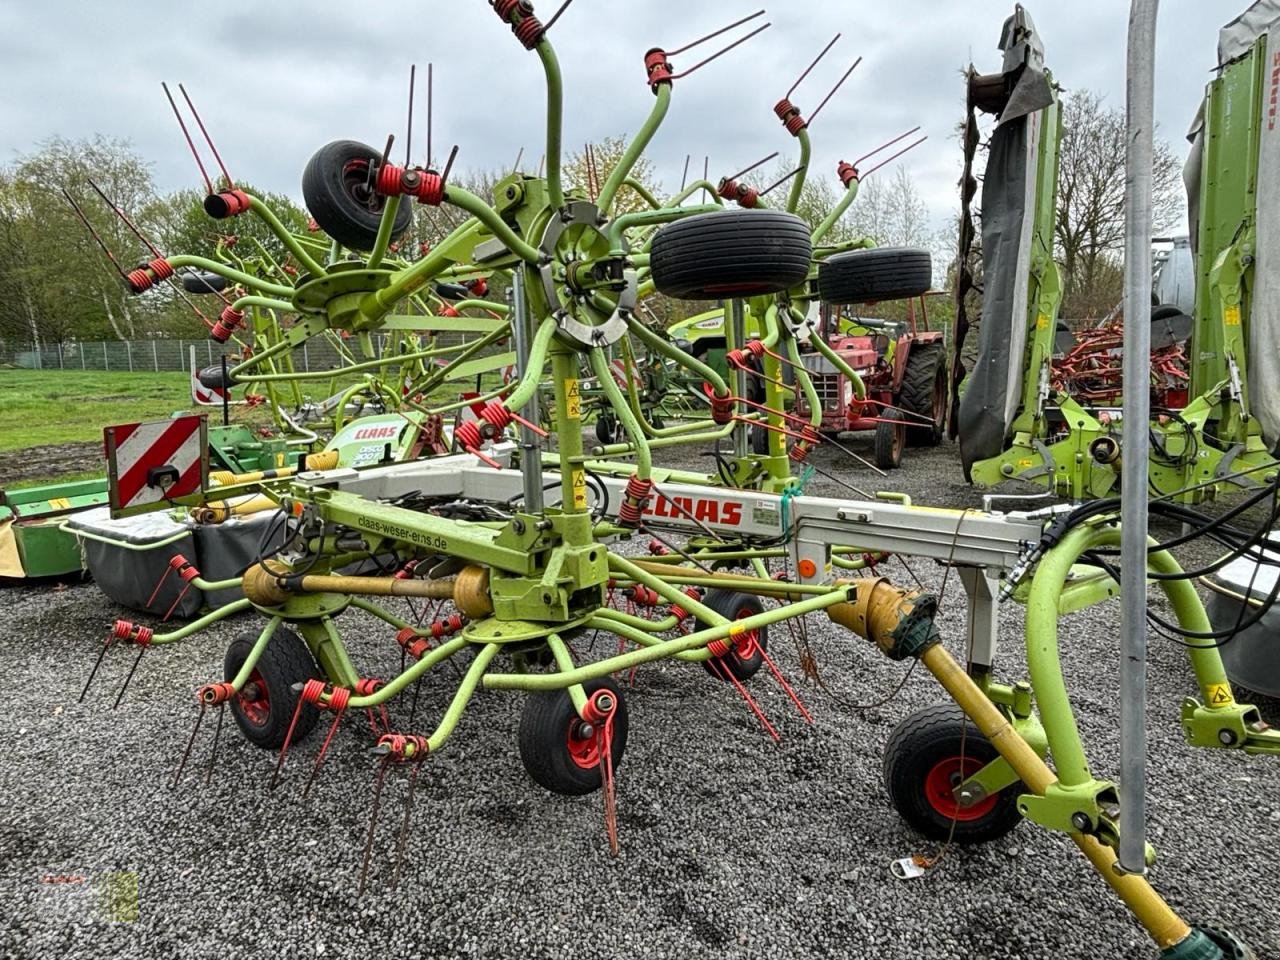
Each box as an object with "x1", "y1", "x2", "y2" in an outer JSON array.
[
  {"x1": 224, "y1": 627, "x2": 320, "y2": 750},
  {"x1": 595, "y1": 414, "x2": 621, "y2": 445},
  {"x1": 302, "y1": 140, "x2": 414, "y2": 252},
  {"x1": 874, "y1": 407, "x2": 906, "y2": 469},
  {"x1": 197, "y1": 363, "x2": 237, "y2": 390},
  {"x1": 650, "y1": 210, "x2": 812, "y2": 301},
  {"x1": 818, "y1": 247, "x2": 932, "y2": 304},
  {"x1": 519, "y1": 678, "x2": 629, "y2": 796},
  {"x1": 700, "y1": 589, "x2": 768, "y2": 682},
  {"x1": 883, "y1": 704, "x2": 1023, "y2": 844},
  {"x1": 182, "y1": 272, "x2": 227, "y2": 295},
  {"x1": 750, "y1": 424, "x2": 770, "y2": 456},
  {"x1": 898, "y1": 343, "x2": 947, "y2": 447}
]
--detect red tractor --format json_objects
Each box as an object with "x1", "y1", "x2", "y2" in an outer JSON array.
[{"x1": 798, "y1": 248, "x2": 948, "y2": 468}]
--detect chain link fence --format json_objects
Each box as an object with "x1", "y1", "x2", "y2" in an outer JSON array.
[{"x1": 0, "y1": 336, "x2": 403, "y2": 374}]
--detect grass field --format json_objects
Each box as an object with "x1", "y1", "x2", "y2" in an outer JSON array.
[{"x1": 0, "y1": 369, "x2": 192, "y2": 452}]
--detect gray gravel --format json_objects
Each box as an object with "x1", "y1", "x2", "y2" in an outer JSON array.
[{"x1": 1, "y1": 437, "x2": 1278, "y2": 959}]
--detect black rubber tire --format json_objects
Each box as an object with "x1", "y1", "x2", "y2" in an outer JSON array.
[
  {"x1": 750, "y1": 424, "x2": 770, "y2": 456},
  {"x1": 874, "y1": 407, "x2": 906, "y2": 469},
  {"x1": 182, "y1": 272, "x2": 228, "y2": 295},
  {"x1": 224, "y1": 627, "x2": 320, "y2": 750},
  {"x1": 301, "y1": 140, "x2": 414, "y2": 252},
  {"x1": 883, "y1": 704, "x2": 1023, "y2": 844},
  {"x1": 898, "y1": 343, "x2": 947, "y2": 447},
  {"x1": 595, "y1": 414, "x2": 621, "y2": 445},
  {"x1": 700, "y1": 589, "x2": 768, "y2": 682},
  {"x1": 197, "y1": 363, "x2": 237, "y2": 389},
  {"x1": 650, "y1": 210, "x2": 813, "y2": 301},
  {"x1": 519, "y1": 677, "x2": 628, "y2": 796},
  {"x1": 818, "y1": 247, "x2": 933, "y2": 304}
]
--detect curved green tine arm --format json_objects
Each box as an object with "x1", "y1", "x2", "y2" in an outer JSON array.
[
  {"x1": 625, "y1": 313, "x2": 729, "y2": 396},
  {"x1": 593, "y1": 606, "x2": 683, "y2": 636},
  {"x1": 606, "y1": 203, "x2": 719, "y2": 252},
  {"x1": 786, "y1": 128, "x2": 811, "y2": 214},
  {"x1": 146, "y1": 599, "x2": 254, "y2": 645},
  {"x1": 811, "y1": 176, "x2": 860, "y2": 245},
  {"x1": 544, "y1": 634, "x2": 587, "y2": 712},
  {"x1": 667, "y1": 180, "x2": 725, "y2": 207},
  {"x1": 363, "y1": 218, "x2": 486, "y2": 320},
  {"x1": 593, "y1": 613, "x2": 709, "y2": 661},
  {"x1": 589, "y1": 345, "x2": 652, "y2": 480},
  {"x1": 233, "y1": 295, "x2": 294, "y2": 314},
  {"x1": 598, "y1": 84, "x2": 672, "y2": 215},
  {"x1": 622, "y1": 178, "x2": 663, "y2": 210},
  {"x1": 421, "y1": 643, "x2": 503, "y2": 752},
  {"x1": 340, "y1": 635, "x2": 471, "y2": 709},
  {"x1": 226, "y1": 617, "x2": 283, "y2": 690},
  {"x1": 786, "y1": 332, "x2": 824, "y2": 430},
  {"x1": 444, "y1": 186, "x2": 543, "y2": 264},
  {"x1": 535, "y1": 39, "x2": 566, "y2": 211},
  {"x1": 167, "y1": 255, "x2": 295, "y2": 299},
  {"x1": 365, "y1": 195, "x2": 403, "y2": 270},
  {"x1": 246, "y1": 196, "x2": 328, "y2": 277},
  {"x1": 503, "y1": 317, "x2": 558, "y2": 410}
]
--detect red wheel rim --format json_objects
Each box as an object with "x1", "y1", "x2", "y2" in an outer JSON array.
[
  {"x1": 237, "y1": 668, "x2": 271, "y2": 727},
  {"x1": 566, "y1": 719, "x2": 600, "y2": 770},
  {"x1": 923, "y1": 755, "x2": 998, "y2": 821},
  {"x1": 732, "y1": 605, "x2": 760, "y2": 661}
]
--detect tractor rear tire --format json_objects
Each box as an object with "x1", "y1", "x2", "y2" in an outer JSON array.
[
  {"x1": 699, "y1": 589, "x2": 768, "y2": 682},
  {"x1": 302, "y1": 140, "x2": 414, "y2": 252},
  {"x1": 883, "y1": 703, "x2": 1023, "y2": 844},
  {"x1": 519, "y1": 677, "x2": 629, "y2": 796},
  {"x1": 898, "y1": 343, "x2": 947, "y2": 447},
  {"x1": 650, "y1": 210, "x2": 812, "y2": 301},
  {"x1": 874, "y1": 407, "x2": 906, "y2": 469},
  {"x1": 818, "y1": 247, "x2": 932, "y2": 304},
  {"x1": 224, "y1": 627, "x2": 320, "y2": 750}
]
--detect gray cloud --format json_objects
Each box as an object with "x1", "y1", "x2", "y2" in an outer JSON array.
[{"x1": 0, "y1": 1, "x2": 1241, "y2": 235}]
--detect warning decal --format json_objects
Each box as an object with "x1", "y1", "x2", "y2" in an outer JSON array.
[
  {"x1": 1205, "y1": 682, "x2": 1234, "y2": 708},
  {"x1": 105, "y1": 415, "x2": 208, "y2": 514}
]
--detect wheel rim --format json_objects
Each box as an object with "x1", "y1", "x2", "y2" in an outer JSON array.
[
  {"x1": 237, "y1": 668, "x2": 271, "y2": 727},
  {"x1": 341, "y1": 158, "x2": 379, "y2": 211},
  {"x1": 566, "y1": 719, "x2": 600, "y2": 769},
  {"x1": 893, "y1": 421, "x2": 905, "y2": 459},
  {"x1": 931, "y1": 370, "x2": 946, "y2": 426},
  {"x1": 732, "y1": 605, "x2": 761, "y2": 661},
  {"x1": 923, "y1": 756, "x2": 999, "y2": 821}
]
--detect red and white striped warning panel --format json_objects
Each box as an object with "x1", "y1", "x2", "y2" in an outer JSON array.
[{"x1": 104, "y1": 415, "x2": 208, "y2": 515}]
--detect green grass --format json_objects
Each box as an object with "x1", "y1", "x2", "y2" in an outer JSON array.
[{"x1": 0, "y1": 370, "x2": 192, "y2": 452}]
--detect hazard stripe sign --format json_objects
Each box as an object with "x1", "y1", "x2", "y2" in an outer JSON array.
[{"x1": 104, "y1": 415, "x2": 208, "y2": 516}]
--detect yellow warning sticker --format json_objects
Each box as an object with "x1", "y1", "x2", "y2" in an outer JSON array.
[
  {"x1": 1224, "y1": 304, "x2": 1241, "y2": 327},
  {"x1": 564, "y1": 378, "x2": 581, "y2": 420},
  {"x1": 1036, "y1": 313, "x2": 1049, "y2": 330},
  {"x1": 570, "y1": 467, "x2": 588, "y2": 509},
  {"x1": 730, "y1": 621, "x2": 752, "y2": 637},
  {"x1": 1206, "y1": 682, "x2": 1234, "y2": 707},
  {"x1": 46, "y1": 497, "x2": 72, "y2": 510}
]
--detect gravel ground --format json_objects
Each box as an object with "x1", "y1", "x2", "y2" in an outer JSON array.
[{"x1": 2, "y1": 436, "x2": 1278, "y2": 959}]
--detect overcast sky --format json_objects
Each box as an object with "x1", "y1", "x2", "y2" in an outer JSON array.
[{"x1": 0, "y1": 1, "x2": 1249, "y2": 235}]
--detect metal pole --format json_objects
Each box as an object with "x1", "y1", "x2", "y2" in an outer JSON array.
[
  {"x1": 80, "y1": 343, "x2": 85, "y2": 370},
  {"x1": 104, "y1": 342, "x2": 109, "y2": 370},
  {"x1": 1118, "y1": 0, "x2": 1159, "y2": 877},
  {"x1": 152, "y1": 340, "x2": 159, "y2": 371},
  {"x1": 511, "y1": 271, "x2": 544, "y2": 513},
  {"x1": 126, "y1": 340, "x2": 133, "y2": 372},
  {"x1": 729, "y1": 299, "x2": 748, "y2": 458}
]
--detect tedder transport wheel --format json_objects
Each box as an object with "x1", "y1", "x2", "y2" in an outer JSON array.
[
  {"x1": 595, "y1": 413, "x2": 622, "y2": 445},
  {"x1": 874, "y1": 407, "x2": 907, "y2": 469},
  {"x1": 197, "y1": 363, "x2": 237, "y2": 390},
  {"x1": 182, "y1": 271, "x2": 228, "y2": 295},
  {"x1": 817, "y1": 247, "x2": 933, "y2": 304},
  {"x1": 898, "y1": 343, "x2": 947, "y2": 446},
  {"x1": 224, "y1": 628, "x2": 320, "y2": 750},
  {"x1": 700, "y1": 589, "x2": 768, "y2": 682},
  {"x1": 650, "y1": 209, "x2": 813, "y2": 300},
  {"x1": 750, "y1": 424, "x2": 770, "y2": 455},
  {"x1": 519, "y1": 678, "x2": 629, "y2": 795},
  {"x1": 302, "y1": 140, "x2": 414, "y2": 251},
  {"x1": 883, "y1": 704, "x2": 1023, "y2": 844}
]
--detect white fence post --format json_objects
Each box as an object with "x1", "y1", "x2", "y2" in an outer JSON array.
[
  {"x1": 104, "y1": 342, "x2": 109, "y2": 370},
  {"x1": 152, "y1": 341, "x2": 159, "y2": 371},
  {"x1": 126, "y1": 341, "x2": 133, "y2": 372},
  {"x1": 80, "y1": 344, "x2": 86, "y2": 369}
]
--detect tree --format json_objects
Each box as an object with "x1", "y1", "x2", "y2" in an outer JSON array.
[
  {"x1": 1054, "y1": 89, "x2": 1183, "y2": 317},
  {"x1": 563, "y1": 136, "x2": 660, "y2": 215}
]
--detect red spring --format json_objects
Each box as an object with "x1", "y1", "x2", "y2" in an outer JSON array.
[
  {"x1": 282, "y1": 264, "x2": 298, "y2": 276},
  {"x1": 205, "y1": 189, "x2": 251, "y2": 219},
  {"x1": 837, "y1": 160, "x2": 859, "y2": 187},
  {"x1": 355, "y1": 678, "x2": 383, "y2": 697},
  {"x1": 455, "y1": 419, "x2": 483, "y2": 451},
  {"x1": 645, "y1": 48, "x2": 674, "y2": 89},
  {"x1": 431, "y1": 613, "x2": 466, "y2": 639},
  {"x1": 479, "y1": 402, "x2": 513, "y2": 431},
  {"x1": 735, "y1": 186, "x2": 759, "y2": 209},
  {"x1": 125, "y1": 268, "x2": 153, "y2": 294},
  {"x1": 393, "y1": 560, "x2": 420, "y2": 580},
  {"x1": 707, "y1": 637, "x2": 731, "y2": 658},
  {"x1": 492, "y1": 0, "x2": 529, "y2": 20},
  {"x1": 717, "y1": 178, "x2": 738, "y2": 201},
  {"x1": 307, "y1": 218, "x2": 320, "y2": 232},
  {"x1": 514, "y1": 13, "x2": 545, "y2": 48},
  {"x1": 648, "y1": 538, "x2": 669, "y2": 555},
  {"x1": 629, "y1": 585, "x2": 660, "y2": 608},
  {"x1": 112, "y1": 620, "x2": 153, "y2": 646},
  {"x1": 710, "y1": 393, "x2": 734, "y2": 425},
  {"x1": 439, "y1": 305, "x2": 460, "y2": 318},
  {"x1": 617, "y1": 475, "x2": 653, "y2": 528},
  {"x1": 211, "y1": 305, "x2": 245, "y2": 344},
  {"x1": 670, "y1": 587, "x2": 701, "y2": 622},
  {"x1": 744, "y1": 340, "x2": 766, "y2": 358},
  {"x1": 774, "y1": 98, "x2": 807, "y2": 136},
  {"x1": 378, "y1": 733, "x2": 429, "y2": 761},
  {"x1": 726, "y1": 348, "x2": 746, "y2": 368},
  {"x1": 396, "y1": 627, "x2": 432, "y2": 661},
  {"x1": 408, "y1": 170, "x2": 445, "y2": 206},
  {"x1": 198, "y1": 681, "x2": 236, "y2": 705},
  {"x1": 147, "y1": 258, "x2": 173, "y2": 281},
  {"x1": 375, "y1": 162, "x2": 406, "y2": 196},
  {"x1": 790, "y1": 441, "x2": 812, "y2": 463},
  {"x1": 467, "y1": 277, "x2": 489, "y2": 297},
  {"x1": 168, "y1": 556, "x2": 200, "y2": 583},
  {"x1": 299, "y1": 678, "x2": 328, "y2": 705}
]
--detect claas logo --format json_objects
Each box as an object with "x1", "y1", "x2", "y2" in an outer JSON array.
[
  {"x1": 352, "y1": 425, "x2": 399, "y2": 441},
  {"x1": 642, "y1": 494, "x2": 743, "y2": 526}
]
